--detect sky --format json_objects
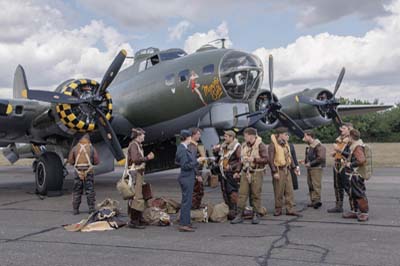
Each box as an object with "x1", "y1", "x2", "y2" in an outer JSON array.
[{"x1": 0, "y1": 0, "x2": 399, "y2": 104}]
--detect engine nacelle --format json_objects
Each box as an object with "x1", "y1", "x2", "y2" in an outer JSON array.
[
  {"x1": 280, "y1": 88, "x2": 333, "y2": 129},
  {"x1": 53, "y1": 79, "x2": 113, "y2": 134},
  {"x1": 249, "y1": 90, "x2": 279, "y2": 132}
]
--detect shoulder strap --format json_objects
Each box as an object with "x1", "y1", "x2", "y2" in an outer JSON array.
[{"x1": 74, "y1": 143, "x2": 93, "y2": 168}]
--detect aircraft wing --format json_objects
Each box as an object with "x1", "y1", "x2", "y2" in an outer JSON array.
[
  {"x1": 0, "y1": 97, "x2": 53, "y2": 144},
  {"x1": 337, "y1": 104, "x2": 393, "y2": 116}
]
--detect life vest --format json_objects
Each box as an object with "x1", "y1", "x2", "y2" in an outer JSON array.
[
  {"x1": 74, "y1": 143, "x2": 94, "y2": 180},
  {"x1": 334, "y1": 136, "x2": 349, "y2": 161},
  {"x1": 241, "y1": 136, "x2": 266, "y2": 172},
  {"x1": 271, "y1": 134, "x2": 291, "y2": 168}
]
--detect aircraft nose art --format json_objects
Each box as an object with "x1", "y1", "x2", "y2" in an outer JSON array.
[{"x1": 219, "y1": 51, "x2": 263, "y2": 100}]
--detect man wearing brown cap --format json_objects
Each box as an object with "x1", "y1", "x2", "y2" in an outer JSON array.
[
  {"x1": 126, "y1": 128, "x2": 155, "y2": 229},
  {"x1": 302, "y1": 130, "x2": 326, "y2": 209},
  {"x1": 231, "y1": 127, "x2": 268, "y2": 224},
  {"x1": 268, "y1": 127, "x2": 300, "y2": 216},
  {"x1": 213, "y1": 130, "x2": 242, "y2": 219}
]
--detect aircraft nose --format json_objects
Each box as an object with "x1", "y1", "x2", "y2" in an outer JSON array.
[{"x1": 219, "y1": 51, "x2": 263, "y2": 100}]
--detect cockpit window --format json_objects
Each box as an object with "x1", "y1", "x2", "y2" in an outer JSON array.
[
  {"x1": 179, "y1": 69, "x2": 190, "y2": 82},
  {"x1": 147, "y1": 55, "x2": 160, "y2": 69},
  {"x1": 202, "y1": 64, "x2": 214, "y2": 75},
  {"x1": 159, "y1": 50, "x2": 187, "y2": 61},
  {"x1": 138, "y1": 60, "x2": 147, "y2": 72},
  {"x1": 219, "y1": 51, "x2": 263, "y2": 100}
]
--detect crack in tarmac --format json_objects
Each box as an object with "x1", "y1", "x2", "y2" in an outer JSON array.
[
  {"x1": 0, "y1": 197, "x2": 39, "y2": 206},
  {"x1": 5, "y1": 226, "x2": 60, "y2": 242},
  {"x1": 255, "y1": 204, "x2": 332, "y2": 266},
  {"x1": 0, "y1": 237, "x2": 370, "y2": 266}
]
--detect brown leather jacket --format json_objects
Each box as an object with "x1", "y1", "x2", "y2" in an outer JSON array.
[
  {"x1": 253, "y1": 143, "x2": 269, "y2": 166},
  {"x1": 243, "y1": 141, "x2": 269, "y2": 169},
  {"x1": 127, "y1": 140, "x2": 148, "y2": 174},
  {"x1": 268, "y1": 141, "x2": 295, "y2": 174},
  {"x1": 68, "y1": 138, "x2": 100, "y2": 166},
  {"x1": 350, "y1": 146, "x2": 366, "y2": 169},
  {"x1": 305, "y1": 140, "x2": 326, "y2": 168},
  {"x1": 213, "y1": 142, "x2": 242, "y2": 174}
]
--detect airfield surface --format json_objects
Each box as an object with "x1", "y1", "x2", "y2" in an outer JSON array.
[{"x1": 0, "y1": 166, "x2": 399, "y2": 266}]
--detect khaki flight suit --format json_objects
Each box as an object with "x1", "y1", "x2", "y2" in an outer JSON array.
[
  {"x1": 237, "y1": 137, "x2": 269, "y2": 214},
  {"x1": 305, "y1": 139, "x2": 326, "y2": 204},
  {"x1": 269, "y1": 135, "x2": 296, "y2": 213},
  {"x1": 127, "y1": 140, "x2": 149, "y2": 219}
]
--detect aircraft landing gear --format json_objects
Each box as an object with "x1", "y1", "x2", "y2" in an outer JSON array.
[{"x1": 33, "y1": 152, "x2": 65, "y2": 196}]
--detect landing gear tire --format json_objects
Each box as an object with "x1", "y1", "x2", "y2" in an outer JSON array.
[{"x1": 34, "y1": 152, "x2": 64, "y2": 196}]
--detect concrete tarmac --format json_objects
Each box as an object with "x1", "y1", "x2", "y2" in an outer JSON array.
[{"x1": 0, "y1": 166, "x2": 399, "y2": 266}]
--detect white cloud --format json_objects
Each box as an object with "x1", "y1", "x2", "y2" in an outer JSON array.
[
  {"x1": 168, "y1": 20, "x2": 192, "y2": 41},
  {"x1": 77, "y1": 0, "x2": 237, "y2": 28},
  {"x1": 0, "y1": 1, "x2": 133, "y2": 93},
  {"x1": 0, "y1": 0, "x2": 64, "y2": 43},
  {"x1": 294, "y1": 0, "x2": 391, "y2": 27},
  {"x1": 184, "y1": 21, "x2": 232, "y2": 53},
  {"x1": 253, "y1": 0, "x2": 400, "y2": 104}
]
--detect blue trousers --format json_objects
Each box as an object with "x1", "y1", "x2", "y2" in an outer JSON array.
[{"x1": 178, "y1": 176, "x2": 195, "y2": 226}]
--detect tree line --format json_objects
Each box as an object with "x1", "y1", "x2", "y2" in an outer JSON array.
[{"x1": 262, "y1": 98, "x2": 400, "y2": 143}]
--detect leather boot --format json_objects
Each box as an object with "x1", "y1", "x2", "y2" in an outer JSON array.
[
  {"x1": 231, "y1": 212, "x2": 243, "y2": 224},
  {"x1": 252, "y1": 213, "x2": 260, "y2": 224},
  {"x1": 72, "y1": 203, "x2": 80, "y2": 215},
  {"x1": 128, "y1": 210, "x2": 145, "y2": 229},
  {"x1": 357, "y1": 198, "x2": 369, "y2": 213},
  {"x1": 342, "y1": 211, "x2": 358, "y2": 219},
  {"x1": 357, "y1": 198, "x2": 369, "y2": 222},
  {"x1": 327, "y1": 201, "x2": 343, "y2": 213},
  {"x1": 88, "y1": 206, "x2": 96, "y2": 214}
]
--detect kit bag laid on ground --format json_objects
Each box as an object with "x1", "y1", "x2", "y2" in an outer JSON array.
[
  {"x1": 143, "y1": 207, "x2": 171, "y2": 226},
  {"x1": 209, "y1": 202, "x2": 229, "y2": 223}
]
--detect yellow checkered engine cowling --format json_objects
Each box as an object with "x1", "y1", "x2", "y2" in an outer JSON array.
[{"x1": 55, "y1": 79, "x2": 112, "y2": 133}]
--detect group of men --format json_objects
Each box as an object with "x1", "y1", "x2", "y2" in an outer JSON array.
[
  {"x1": 67, "y1": 121, "x2": 370, "y2": 231},
  {"x1": 183, "y1": 124, "x2": 370, "y2": 225}
]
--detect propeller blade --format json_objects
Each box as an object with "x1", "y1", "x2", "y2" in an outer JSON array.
[
  {"x1": 96, "y1": 49, "x2": 127, "y2": 96},
  {"x1": 248, "y1": 112, "x2": 267, "y2": 126},
  {"x1": 297, "y1": 95, "x2": 327, "y2": 106},
  {"x1": 333, "y1": 67, "x2": 345, "y2": 97},
  {"x1": 268, "y1": 54, "x2": 274, "y2": 97},
  {"x1": 235, "y1": 111, "x2": 251, "y2": 118},
  {"x1": 329, "y1": 109, "x2": 343, "y2": 131},
  {"x1": 275, "y1": 110, "x2": 305, "y2": 138},
  {"x1": 94, "y1": 107, "x2": 125, "y2": 161},
  {"x1": 28, "y1": 90, "x2": 85, "y2": 104}
]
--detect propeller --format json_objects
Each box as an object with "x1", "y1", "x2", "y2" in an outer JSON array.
[
  {"x1": 239, "y1": 54, "x2": 305, "y2": 138},
  {"x1": 297, "y1": 67, "x2": 345, "y2": 129},
  {"x1": 26, "y1": 50, "x2": 127, "y2": 161}
]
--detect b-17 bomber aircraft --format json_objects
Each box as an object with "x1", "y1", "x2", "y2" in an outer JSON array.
[{"x1": 0, "y1": 41, "x2": 391, "y2": 195}]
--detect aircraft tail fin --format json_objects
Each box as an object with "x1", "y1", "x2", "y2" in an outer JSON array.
[{"x1": 13, "y1": 65, "x2": 29, "y2": 99}]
